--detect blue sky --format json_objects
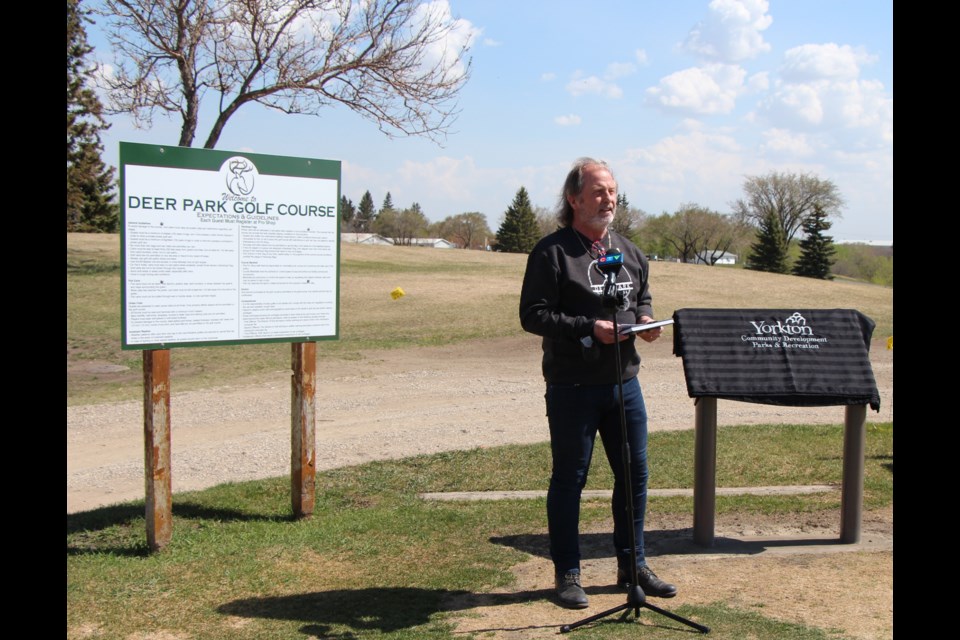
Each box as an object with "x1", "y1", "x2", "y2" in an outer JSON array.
[{"x1": 89, "y1": 0, "x2": 893, "y2": 243}]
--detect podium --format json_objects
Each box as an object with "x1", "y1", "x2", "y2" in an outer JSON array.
[{"x1": 672, "y1": 309, "x2": 881, "y2": 545}]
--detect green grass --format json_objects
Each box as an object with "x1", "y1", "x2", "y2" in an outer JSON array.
[{"x1": 67, "y1": 422, "x2": 892, "y2": 640}]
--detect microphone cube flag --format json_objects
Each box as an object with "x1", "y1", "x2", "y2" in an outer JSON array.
[{"x1": 391, "y1": 287, "x2": 406, "y2": 300}]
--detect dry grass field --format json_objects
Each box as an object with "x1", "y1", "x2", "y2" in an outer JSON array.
[{"x1": 67, "y1": 232, "x2": 892, "y2": 404}]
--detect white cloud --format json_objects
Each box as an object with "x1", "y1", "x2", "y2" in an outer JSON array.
[
  {"x1": 412, "y1": 1, "x2": 481, "y2": 78},
  {"x1": 566, "y1": 73, "x2": 623, "y2": 99},
  {"x1": 554, "y1": 114, "x2": 582, "y2": 126},
  {"x1": 564, "y1": 58, "x2": 637, "y2": 98},
  {"x1": 635, "y1": 49, "x2": 649, "y2": 66},
  {"x1": 541, "y1": 72, "x2": 556, "y2": 82},
  {"x1": 763, "y1": 83, "x2": 824, "y2": 126},
  {"x1": 94, "y1": 61, "x2": 114, "y2": 83},
  {"x1": 751, "y1": 41, "x2": 891, "y2": 146},
  {"x1": 678, "y1": 118, "x2": 706, "y2": 132},
  {"x1": 759, "y1": 128, "x2": 815, "y2": 156},
  {"x1": 483, "y1": 38, "x2": 501, "y2": 47},
  {"x1": 780, "y1": 43, "x2": 877, "y2": 82},
  {"x1": 645, "y1": 63, "x2": 747, "y2": 114},
  {"x1": 760, "y1": 51, "x2": 892, "y2": 141},
  {"x1": 683, "y1": 0, "x2": 772, "y2": 62},
  {"x1": 284, "y1": 4, "x2": 342, "y2": 42},
  {"x1": 91, "y1": 60, "x2": 117, "y2": 102},
  {"x1": 395, "y1": 156, "x2": 482, "y2": 205},
  {"x1": 605, "y1": 62, "x2": 636, "y2": 79},
  {"x1": 377, "y1": 157, "x2": 562, "y2": 224},
  {"x1": 620, "y1": 128, "x2": 747, "y2": 211},
  {"x1": 746, "y1": 71, "x2": 769, "y2": 93}
]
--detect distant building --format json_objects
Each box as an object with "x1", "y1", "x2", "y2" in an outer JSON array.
[
  {"x1": 405, "y1": 238, "x2": 456, "y2": 249},
  {"x1": 341, "y1": 233, "x2": 394, "y2": 245},
  {"x1": 693, "y1": 250, "x2": 738, "y2": 265},
  {"x1": 836, "y1": 240, "x2": 893, "y2": 247},
  {"x1": 339, "y1": 233, "x2": 456, "y2": 249}
]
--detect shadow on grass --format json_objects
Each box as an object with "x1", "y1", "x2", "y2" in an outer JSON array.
[
  {"x1": 490, "y1": 529, "x2": 697, "y2": 561},
  {"x1": 67, "y1": 262, "x2": 120, "y2": 274},
  {"x1": 218, "y1": 586, "x2": 566, "y2": 637},
  {"x1": 492, "y1": 527, "x2": 863, "y2": 560},
  {"x1": 66, "y1": 501, "x2": 294, "y2": 556},
  {"x1": 870, "y1": 453, "x2": 893, "y2": 474},
  {"x1": 218, "y1": 585, "x2": 713, "y2": 637}
]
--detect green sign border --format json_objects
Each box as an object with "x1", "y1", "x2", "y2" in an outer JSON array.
[{"x1": 120, "y1": 142, "x2": 341, "y2": 350}]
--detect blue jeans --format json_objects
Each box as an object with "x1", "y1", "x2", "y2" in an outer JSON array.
[{"x1": 545, "y1": 376, "x2": 649, "y2": 573}]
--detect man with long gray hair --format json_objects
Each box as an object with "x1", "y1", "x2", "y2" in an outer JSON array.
[{"x1": 519, "y1": 158, "x2": 676, "y2": 609}]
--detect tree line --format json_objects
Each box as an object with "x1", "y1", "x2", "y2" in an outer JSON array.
[
  {"x1": 339, "y1": 190, "x2": 493, "y2": 249},
  {"x1": 491, "y1": 171, "x2": 846, "y2": 281}
]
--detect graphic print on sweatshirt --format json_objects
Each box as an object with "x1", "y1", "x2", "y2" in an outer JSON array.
[{"x1": 586, "y1": 259, "x2": 636, "y2": 298}]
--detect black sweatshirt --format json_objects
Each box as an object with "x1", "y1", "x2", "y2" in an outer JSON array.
[{"x1": 519, "y1": 226, "x2": 654, "y2": 385}]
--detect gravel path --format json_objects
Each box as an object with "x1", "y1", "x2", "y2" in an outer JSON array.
[{"x1": 67, "y1": 335, "x2": 893, "y2": 513}]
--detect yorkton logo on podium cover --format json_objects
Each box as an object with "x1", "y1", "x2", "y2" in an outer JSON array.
[{"x1": 741, "y1": 312, "x2": 829, "y2": 350}]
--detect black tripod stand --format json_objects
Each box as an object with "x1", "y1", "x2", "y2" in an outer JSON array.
[{"x1": 561, "y1": 254, "x2": 709, "y2": 635}]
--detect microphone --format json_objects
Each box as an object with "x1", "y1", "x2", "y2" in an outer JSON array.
[
  {"x1": 595, "y1": 249, "x2": 627, "y2": 311},
  {"x1": 595, "y1": 249, "x2": 623, "y2": 277}
]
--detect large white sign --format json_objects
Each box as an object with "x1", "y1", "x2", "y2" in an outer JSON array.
[{"x1": 122, "y1": 146, "x2": 340, "y2": 349}]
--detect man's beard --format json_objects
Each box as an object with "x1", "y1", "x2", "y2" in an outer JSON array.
[{"x1": 583, "y1": 211, "x2": 614, "y2": 232}]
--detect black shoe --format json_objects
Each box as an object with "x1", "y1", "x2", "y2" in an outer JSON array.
[
  {"x1": 555, "y1": 571, "x2": 589, "y2": 609},
  {"x1": 617, "y1": 565, "x2": 678, "y2": 598}
]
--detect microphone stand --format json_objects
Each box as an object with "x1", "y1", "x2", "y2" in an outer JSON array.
[{"x1": 561, "y1": 267, "x2": 709, "y2": 635}]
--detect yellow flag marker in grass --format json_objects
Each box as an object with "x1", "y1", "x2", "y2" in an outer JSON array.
[
  {"x1": 391, "y1": 287, "x2": 406, "y2": 300},
  {"x1": 886, "y1": 336, "x2": 893, "y2": 350}
]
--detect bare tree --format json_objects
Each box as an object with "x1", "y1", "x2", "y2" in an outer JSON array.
[
  {"x1": 532, "y1": 205, "x2": 558, "y2": 239},
  {"x1": 732, "y1": 171, "x2": 844, "y2": 244},
  {"x1": 436, "y1": 211, "x2": 491, "y2": 249},
  {"x1": 653, "y1": 204, "x2": 748, "y2": 265},
  {"x1": 96, "y1": 0, "x2": 476, "y2": 148},
  {"x1": 374, "y1": 203, "x2": 428, "y2": 245},
  {"x1": 611, "y1": 192, "x2": 646, "y2": 243}
]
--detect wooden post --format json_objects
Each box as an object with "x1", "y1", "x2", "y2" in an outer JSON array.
[
  {"x1": 840, "y1": 404, "x2": 867, "y2": 543},
  {"x1": 143, "y1": 349, "x2": 172, "y2": 551},
  {"x1": 693, "y1": 397, "x2": 717, "y2": 547},
  {"x1": 291, "y1": 342, "x2": 317, "y2": 518}
]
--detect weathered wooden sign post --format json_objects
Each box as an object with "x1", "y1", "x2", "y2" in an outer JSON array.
[
  {"x1": 143, "y1": 349, "x2": 172, "y2": 548},
  {"x1": 291, "y1": 342, "x2": 317, "y2": 518},
  {"x1": 120, "y1": 143, "x2": 341, "y2": 550}
]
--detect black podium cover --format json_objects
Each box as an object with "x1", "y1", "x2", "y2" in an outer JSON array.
[{"x1": 672, "y1": 309, "x2": 880, "y2": 411}]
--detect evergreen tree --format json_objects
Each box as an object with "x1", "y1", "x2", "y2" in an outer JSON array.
[
  {"x1": 380, "y1": 192, "x2": 395, "y2": 214},
  {"x1": 355, "y1": 190, "x2": 376, "y2": 233},
  {"x1": 746, "y1": 212, "x2": 789, "y2": 274},
  {"x1": 67, "y1": 0, "x2": 117, "y2": 232},
  {"x1": 611, "y1": 192, "x2": 644, "y2": 240},
  {"x1": 339, "y1": 195, "x2": 356, "y2": 231},
  {"x1": 792, "y1": 204, "x2": 836, "y2": 279},
  {"x1": 495, "y1": 187, "x2": 540, "y2": 253}
]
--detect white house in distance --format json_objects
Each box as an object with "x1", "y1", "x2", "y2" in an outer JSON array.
[
  {"x1": 340, "y1": 233, "x2": 456, "y2": 249},
  {"x1": 694, "y1": 250, "x2": 738, "y2": 265},
  {"x1": 341, "y1": 232, "x2": 394, "y2": 245},
  {"x1": 406, "y1": 238, "x2": 457, "y2": 249}
]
